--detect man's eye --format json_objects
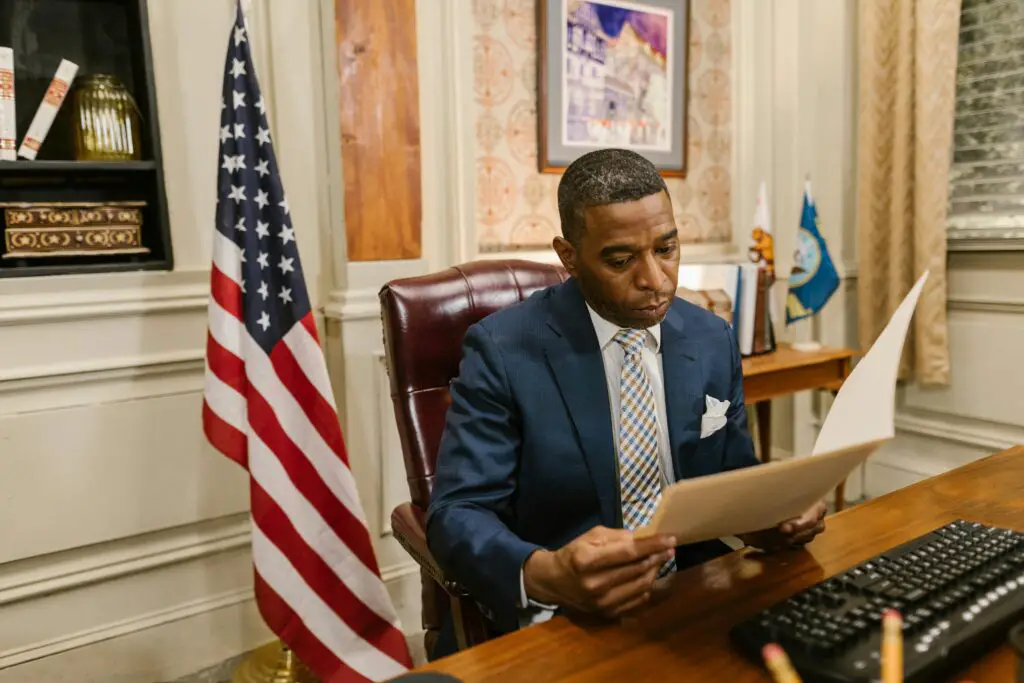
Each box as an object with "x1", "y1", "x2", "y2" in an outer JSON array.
[{"x1": 608, "y1": 257, "x2": 630, "y2": 269}]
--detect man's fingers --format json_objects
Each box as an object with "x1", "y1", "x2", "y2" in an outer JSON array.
[
  {"x1": 594, "y1": 558, "x2": 665, "y2": 613},
  {"x1": 789, "y1": 520, "x2": 826, "y2": 545},
  {"x1": 606, "y1": 590, "x2": 653, "y2": 617},
  {"x1": 582, "y1": 548, "x2": 674, "y2": 596},
  {"x1": 575, "y1": 533, "x2": 676, "y2": 572}
]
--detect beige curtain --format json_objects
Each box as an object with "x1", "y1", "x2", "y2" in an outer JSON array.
[{"x1": 856, "y1": 0, "x2": 961, "y2": 386}]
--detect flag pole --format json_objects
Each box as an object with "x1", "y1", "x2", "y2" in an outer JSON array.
[{"x1": 232, "y1": 640, "x2": 319, "y2": 683}]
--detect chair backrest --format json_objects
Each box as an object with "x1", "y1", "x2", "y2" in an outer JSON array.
[{"x1": 378, "y1": 259, "x2": 568, "y2": 510}]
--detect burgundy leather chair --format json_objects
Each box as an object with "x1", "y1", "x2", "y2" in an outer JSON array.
[{"x1": 378, "y1": 259, "x2": 568, "y2": 658}]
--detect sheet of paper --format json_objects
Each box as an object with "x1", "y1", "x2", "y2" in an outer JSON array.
[
  {"x1": 635, "y1": 440, "x2": 885, "y2": 543},
  {"x1": 811, "y1": 270, "x2": 929, "y2": 455},
  {"x1": 635, "y1": 271, "x2": 931, "y2": 543}
]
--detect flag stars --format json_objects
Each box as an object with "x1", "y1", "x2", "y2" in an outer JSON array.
[
  {"x1": 279, "y1": 198, "x2": 290, "y2": 215},
  {"x1": 231, "y1": 57, "x2": 247, "y2": 79},
  {"x1": 257, "y1": 251, "x2": 270, "y2": 269},
  {"x1": 278, "y1": 255, "x2": 295, "y2": 275},
  {"x1": 255, "y1": 190, "x2": 270, "y2": 210},
  {"x1": 256, "y1": 95, "x2": 266, "y2": 115},
  {"x1": 234, "y1": 122, "x2": 246, "y2": 139},
  {"x1": 256, "y1": 127, "x2": 271, "y2": 146},
  {"x1": 219, "y1": 125, "x2": 232, "y2": 143},
  {"x1": 255, "y1": 159, "x2": 269, "y2": 177},
  {"x1": 279, "y1": 224, "x2": 295, "y2": 245},
  {"x1": 228, "y1": 185, "x2": 246, "y2": 203},
  {"x1": 255, "y1": 220, "x2": 270, "y2": 239},
  {"x1": 222, "y1": 154, "x2": 246, "y2": 174},
  {"x1": 235, "y1": 216, "x2": 246, "y2": 232},
  {"x1": 233, "y1": 90, "x2": 246, "y2": 109},
  {"x1": 257, "y1": 281, "x2": 269, "y2": 300},
  {"x1": 279, "y1": 287, "x2": 293, "y2": 305},
  {"x1": 257, "y1": 311, "x2": 270, "y2": 331},
  {"x1": 234, "y1": 25, "x2": 247, "y2": 47}
]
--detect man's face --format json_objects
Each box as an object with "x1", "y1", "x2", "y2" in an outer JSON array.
[{"x1": 554, "y1": 191, "x2": 680, "y2": 329}]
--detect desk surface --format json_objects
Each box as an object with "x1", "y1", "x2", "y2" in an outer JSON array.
[
  {"x1": 741, "y1": 343, "x2": 855, "y2": 377},
  {"x1": 418, "y1": 446, "x2": 1024, "y2": 682}
]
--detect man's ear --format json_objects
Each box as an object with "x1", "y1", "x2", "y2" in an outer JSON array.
[{"x1": 552, "y1": 236, "x2": 578, "y2": 277}]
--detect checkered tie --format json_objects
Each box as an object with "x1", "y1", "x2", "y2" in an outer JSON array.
[{"x1": 614, "y1": 329, "x2": 675, "y2": 577}]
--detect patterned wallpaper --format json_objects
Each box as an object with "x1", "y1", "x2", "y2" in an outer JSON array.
[{"x1": 472, "y1": 0, "x2": 733, "y2": 253}]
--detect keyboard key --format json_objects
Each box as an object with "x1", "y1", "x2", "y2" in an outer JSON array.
[{"x1": 905, "y1": 588, "x2": 928, "y2": 602}]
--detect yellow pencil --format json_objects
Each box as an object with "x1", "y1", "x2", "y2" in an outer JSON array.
[
  {"x1": 881, "y1": 609, "x2": 903, "y2": 683},
  {"x1": 761, "y1": 643, "x2": 803, "y2": 683}
]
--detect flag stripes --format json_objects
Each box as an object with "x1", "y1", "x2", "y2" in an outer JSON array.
[{"x1": 202, "y1": 4, "x2": 411, "y2": 679}]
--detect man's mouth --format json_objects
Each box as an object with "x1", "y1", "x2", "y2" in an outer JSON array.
[{"x1": 636, "y1": 301, "x2": 669, "y2": 314}]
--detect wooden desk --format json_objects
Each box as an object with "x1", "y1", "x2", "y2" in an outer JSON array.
[
  {"x1": 742, "y1": 343, "x2": 856, "y2": 509},
  {"x1": 416, "y1": 447, "x2": 1024, "y2": 682}
]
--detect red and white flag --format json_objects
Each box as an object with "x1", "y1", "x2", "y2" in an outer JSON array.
[{"x1": 202, "y1": 4, "x2": 412, "y2": 681}]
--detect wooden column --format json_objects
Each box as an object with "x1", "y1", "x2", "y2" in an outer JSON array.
[{"x1": 334, "y1": 0, "x2": 422, "y2": 261}]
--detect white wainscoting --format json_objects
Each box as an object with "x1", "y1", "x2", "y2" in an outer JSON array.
[{"x1": 0, "y1": 263, "x2": 263, "y2": 682}]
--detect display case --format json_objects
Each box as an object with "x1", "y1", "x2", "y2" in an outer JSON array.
[{"x1": 0, "y1": 0, "x2": 171, "y2": 277}]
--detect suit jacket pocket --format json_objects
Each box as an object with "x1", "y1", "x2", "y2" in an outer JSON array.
[{"x1": 693, "y1": 424, "x2": 728, "y2": 469}]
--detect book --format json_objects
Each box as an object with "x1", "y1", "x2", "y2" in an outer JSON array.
[
  {"x1": 18, "y1": 58, "x2": 78, "y2": 160},
  {"x1": 0, "y1": 47, "x2": 14, "y2": 161}
]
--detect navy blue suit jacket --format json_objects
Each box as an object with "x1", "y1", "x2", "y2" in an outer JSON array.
[{"x1": 426, "y1": 277, "x2": 758, "y2": 632}]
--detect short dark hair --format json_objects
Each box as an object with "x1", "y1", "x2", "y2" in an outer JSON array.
[{"x1": 556, "y1": 148, "x2": 669, "y2": 246}]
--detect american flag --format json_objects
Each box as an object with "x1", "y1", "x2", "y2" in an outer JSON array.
[{"x1": 202, "y1": 5, "x2": 412, "y2": 681}]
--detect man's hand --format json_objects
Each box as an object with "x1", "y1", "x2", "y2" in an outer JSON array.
[
  {"x1": 523, "y1": 526, "x2": 676, "y2": 618},
  {"x1": 739, "y1": 500, "x2": 827, "y2": 552}
]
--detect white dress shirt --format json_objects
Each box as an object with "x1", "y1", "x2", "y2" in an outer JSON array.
[{"x1": 517, "y1": 304, "x2": 674, "y2": 625}]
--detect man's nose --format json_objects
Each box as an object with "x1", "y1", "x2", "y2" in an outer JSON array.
[{"x1": 634, "y1": 253, "x2": 665, "y2": 291}]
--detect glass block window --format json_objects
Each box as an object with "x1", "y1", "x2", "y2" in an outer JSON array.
[{"x1": 948, "y1": 0, "x2": 1024, "y2": 237}]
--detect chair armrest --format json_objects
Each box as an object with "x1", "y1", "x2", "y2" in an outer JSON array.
[{"x1": 390, "y1": 502, "x2": 468, "y2": 597}]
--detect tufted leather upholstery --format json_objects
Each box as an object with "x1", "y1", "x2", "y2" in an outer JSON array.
[{"x1": 378, "y1": 259, "x2": 568, "y2": 657}]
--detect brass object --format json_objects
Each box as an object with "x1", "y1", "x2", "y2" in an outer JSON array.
[
  {"x1": 71, "y1": 74, "x2": 143, "y2": 161},
  {"x1": 1, "y1": 201, "x2": 148, "y2": 257},
  {"x1": 232, "y1": 641, "x2": 319, "y2": 683}
]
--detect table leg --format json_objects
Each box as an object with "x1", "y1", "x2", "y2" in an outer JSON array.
[
  {"x1": 755, "y1": 401, "x2": 771, "y2": 463},
  {"x1": 830, "y1": 389, "x2": 846, "y2": 512}
]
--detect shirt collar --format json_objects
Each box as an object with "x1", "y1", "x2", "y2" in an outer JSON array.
[{"x1": 585, "y1": 302, "x2": 662, "y2": 353}]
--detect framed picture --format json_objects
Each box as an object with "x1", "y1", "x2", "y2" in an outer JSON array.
[{"x1": 537, "y1": 0, "x2": 689, "y2": 176}]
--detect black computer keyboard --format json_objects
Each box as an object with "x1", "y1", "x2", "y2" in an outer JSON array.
[{"x1": 729, "y1": 519, "x2": 1024, "y2": 682}]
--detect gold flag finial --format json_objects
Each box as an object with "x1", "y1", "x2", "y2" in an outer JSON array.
[{"x1": 232, "y1": 640, "x2": 319, "y2": 683}]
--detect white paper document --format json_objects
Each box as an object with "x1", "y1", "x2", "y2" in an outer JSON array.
[{"x1": 636, "y1": 271, "x2": 931, "y2": 543}]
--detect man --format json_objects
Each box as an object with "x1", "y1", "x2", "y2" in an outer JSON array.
[{"x1": 426, "y1": 149, "x2": 826, "y2": 658}]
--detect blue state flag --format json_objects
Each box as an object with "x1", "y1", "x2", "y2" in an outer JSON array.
[{"x1": 786, "y1": 183, "x2": 839, "y2": 323}]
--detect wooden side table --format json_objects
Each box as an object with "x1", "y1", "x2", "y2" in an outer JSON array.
[{"x1": 741, "y1": 343, "x2": 857, "y2": 509}]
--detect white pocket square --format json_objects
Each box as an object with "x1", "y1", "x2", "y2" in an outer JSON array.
[{"x1": 700, "y1": 395, "x2": 730, "y2": 438}]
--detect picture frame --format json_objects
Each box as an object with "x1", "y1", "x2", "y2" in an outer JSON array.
[{"x1": 537, "y1": 0, "x2": 690, "y2": 177}]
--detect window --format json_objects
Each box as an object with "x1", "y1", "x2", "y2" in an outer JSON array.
[{"x1": 947, "y1": 0, "x2": 1024, "y2": 244}]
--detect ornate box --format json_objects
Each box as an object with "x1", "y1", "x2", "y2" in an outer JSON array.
[{"x1": 2, "y1": 201, "x2": 148, "y2": 258}]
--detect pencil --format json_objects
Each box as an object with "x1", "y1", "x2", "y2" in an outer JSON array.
[
  {"x1": 881, "y1": 609, "x2": 903, "y2": 683},
  {"x1": 761, "y1": 643, "x2": 803, "y2": 683}
]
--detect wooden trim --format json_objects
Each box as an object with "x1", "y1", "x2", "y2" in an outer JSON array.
[{"x1": 335, "y1": 0, "x2": 422, "y2": 261}]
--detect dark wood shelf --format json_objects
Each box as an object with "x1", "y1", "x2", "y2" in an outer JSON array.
[
  {"x1": 0, "y1": 160, "x2": 158, "y2": 173},
  {"x1": 0, "y1": 258, "x2": 171, "y2": 279},
  {"x1": 0, "y1": 0, "x2": 172, "y2": 277}
]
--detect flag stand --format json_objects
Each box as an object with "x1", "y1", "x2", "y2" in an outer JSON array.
[{"x1": 231, "y1": 640, "x2": 319, "y2": 683}]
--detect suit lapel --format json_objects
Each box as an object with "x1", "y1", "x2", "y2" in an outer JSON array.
[
  {"x1": 660, "y1": 306, "x2": 705, "y2": 479},
  {"x1": 543, "y1": 280, "x2": 619, "y2": 527}
]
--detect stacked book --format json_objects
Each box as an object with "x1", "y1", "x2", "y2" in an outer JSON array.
[{"x1": 678, "y1": 263, "x2": 777, "y2": 357}]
